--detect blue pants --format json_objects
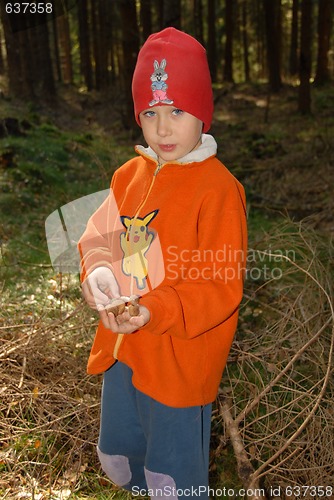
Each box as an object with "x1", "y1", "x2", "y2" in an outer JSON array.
[{"x1": 98, "y1": 361, "x2": 212, "y2": 499}]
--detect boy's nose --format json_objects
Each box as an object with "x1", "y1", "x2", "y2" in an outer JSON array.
[{"x1": 157, "y1": 116, "x2": 172, "y2": 137}]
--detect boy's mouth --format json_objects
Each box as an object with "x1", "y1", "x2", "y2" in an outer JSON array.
[{"x1": 159, "y1": 144, "x2": 176, "y2": 153}]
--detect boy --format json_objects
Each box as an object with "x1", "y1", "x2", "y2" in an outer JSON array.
[{"x1": 79, "y1": 27, "x2": 247, "y2": 499}]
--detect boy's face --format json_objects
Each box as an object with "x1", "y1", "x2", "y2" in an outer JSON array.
[{"x1": 139, "y1": 106, "x2": 203, "y2": 164}]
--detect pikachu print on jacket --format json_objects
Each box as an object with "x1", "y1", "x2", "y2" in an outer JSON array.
[{"x1": 120, "y1": 210, "x2": 159, "y2": 290}]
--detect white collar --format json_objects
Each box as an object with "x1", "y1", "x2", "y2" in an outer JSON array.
[{"x1": 136, "y1": 134, "x2": 217, "y2": 164}]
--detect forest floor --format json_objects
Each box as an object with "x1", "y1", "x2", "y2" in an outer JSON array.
[{"x1": 0, "y1": 82, "x2": 333, "y2": 498}]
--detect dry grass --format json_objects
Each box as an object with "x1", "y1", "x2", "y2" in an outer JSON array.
[
  {"x1": 216, "y1": 218, "x2": 334, "y2": 495},
  {"x1": 0, "y1": 290, "x2": 110, "y2": 498},
  {"x1": 1, "y1": 218, "x2": 333, "y2": 499}
]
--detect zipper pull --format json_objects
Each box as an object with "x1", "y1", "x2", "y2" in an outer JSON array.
[{"x1": 154, "y1": 161, "x2": 162, "y2": 176}]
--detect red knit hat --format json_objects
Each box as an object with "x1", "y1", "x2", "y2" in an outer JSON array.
[{"x1": 132, "y1": 27, "x2": 213, "y2": 133}]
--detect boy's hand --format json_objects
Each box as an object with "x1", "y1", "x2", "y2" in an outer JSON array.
[
  {"x1": 82, "y1": 266, "x2": 120, "y2": 310},
  {"x1": 99, "y1": 305, "x2": 150, "y2": 334}
]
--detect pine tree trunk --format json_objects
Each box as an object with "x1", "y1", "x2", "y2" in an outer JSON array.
[
  {"x1": 207, "y1": 0, "x2": 217, "y2": 82},
  {"x1": 51, "y1": 13, "x2": 62, "y2": 82},
  {"x1": 263, "y1": 0, "x2": 282, "y2": 92},
  {"x1": 156, "y1": 0, "x2": 164, "y2": 30},
  {"x1": 289, "y1": 0, "x2": 299, "y2": 77},
  {"x1": 91, "y1": 0, "x2": 100, "y2": 89},
  {"x1": 314, "y1": 0, "x2": 332, "y2": 85},
  {"x1": 298, "y1": 0, "x2": 312, "y2": 113},
  {"x1": 109, "y1": 5, "x2": 119, "y2": 84},
  {"x1": 0, "y1": 3, "x2": 22, "y2": 96},
  {"x1": 30, "y1": 14, "x2": 56, "y2": 98},
  {"x1": 78, "y1": 0, "x2": 93, "y2": 90},
  {"x1": 256, "y1": 0, "x2": 266, "y2": 81},
  {"x1": 241, "y1": 0, "x2": 250, "y2": 82},
  {"x1": 120, "y1": 0, "x2": 140, "y2": 131},
  {"x1": 140, "y1": 0, "x2": 152, "y2": 42},
  {"x1": 9, "y1": 14, "x2": 34, "y2": 98},
  {"x1": 56, "y1": 13, "x2": 73, "y2": 84},
  {"x1": 18, "y1": 23, "x2": 35, "y2": 98},
  {"x1": 223, "y1": 0, "x2": 234, "y2": 83},
  {"x1": 98, "y1": 0, "x2": 109, "y2": 89},
  {"x1": 0, "y1": 29, "x2": 5, "y2": 75},
  {"x1": 162, "y1": 0, "x2": 181, "y2": 29},
  {"x1": 105, "y1": 0, "x2": 113, "y2": 84},
  {"x1": 193, "y1": 0, "x2": 204, "y2": 46}
]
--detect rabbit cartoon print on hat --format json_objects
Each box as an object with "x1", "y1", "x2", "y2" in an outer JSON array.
[
  {"x1": 149, "y1": 59, "x2": 174, "y2": 107},
  {"x1": 132, "y1": 28, "x2": 214, "y2": 133}
]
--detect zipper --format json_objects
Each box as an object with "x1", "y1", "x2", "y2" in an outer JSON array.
[
  {"x1": 154, "y1": 161, "x2": 163, "y2": 176},
  {"x1": 112, "y1": 159, "x2": 163, "y2": 360}
]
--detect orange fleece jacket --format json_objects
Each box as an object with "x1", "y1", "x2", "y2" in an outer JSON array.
[{"x1": 79, "y1": 136, "x2": 247, "y2": 407}]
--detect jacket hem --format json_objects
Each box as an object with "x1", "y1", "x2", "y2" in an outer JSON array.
[
  {"x1": 87, "y1": 359, "x2": 116, "y2": 375},
  {"x1": 131, "y1": 377, "x2": 217, "y2": 408}
]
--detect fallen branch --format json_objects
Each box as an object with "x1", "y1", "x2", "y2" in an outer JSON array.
[{"x1": 218, "y1": 394, "x2": 267, "y2": 499}]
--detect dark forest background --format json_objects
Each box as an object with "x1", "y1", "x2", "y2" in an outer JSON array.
[
  {"x1": 0, "y1": 0, "x2": 333, "y2": 125},
  {"x1": 1, "y1": 1, "x2": 334, "y2": 497}
]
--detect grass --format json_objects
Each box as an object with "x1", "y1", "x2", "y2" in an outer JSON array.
[{"x1": 0, "y1": 119, "x2": 133, "y2": 287}]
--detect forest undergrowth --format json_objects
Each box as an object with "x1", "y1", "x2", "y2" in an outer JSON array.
[{"x1": 0, "y1": 83, "x2": 333, "y2": 499}]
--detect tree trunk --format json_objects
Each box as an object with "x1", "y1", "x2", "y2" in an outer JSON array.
[
  {"x1": 8, "y1": 13, "x2": 35, "y2": 99},
  {"x1": 0, "y1": 28, "x2": 5, "y2": 75},
  {"x1": 120, "y1": 0, "x2": 140, "y2": 130},
  {"x1": 91, "y1": 0, "x2": 101, "y2": 89},
  {"x1": 289, "y1": 0, "x2": 299, "y2": 77},
  {"x1": 30, "y1": 15, "x2": 56, "y2": 98},
  {"x1": 263, "y1": 0, "x2": 282, "y2": 92},
  {"x1": 156, "y1": 0, "x2": 164, "y2": 30},
  {"x1": 105, "y1": 0, "x2": 113, "y2": 84},
  {"x1": 78, "y1": 0, "x2": 93, "y2": 90},
  {"x1": 162, "y1": 0, "x2": 181, "y2": 29},
  {"x1": 51, "y1": 12, "x2": 62, "y2": 82},
  {"x1": 98, "y1": 0, "x2": 109, "y2": 89},
  {"x1": 193, "y1": 0, "x2": 204, "y2": 46},
  {"x1": 17, "y1": 22, "x2": 35, "y2": 98},
  {"x1": 298, "y1": 0, "x2": 313, "y2": 113},
  {"x1": 241, "y1": 0, "x2": 250, "y2": 82},
  {"x1": 140, "y1": 0, "x2": 152, "y2": 42},
  {"x1": 223, "y1": 0, "x2": 234, "y2": 83},
  {"x1": 255, "y1": 0, "x2": 266, "y2": 81},
  {"x1": 0, "y1": 2, "x2": 22, "y2": 97},
  {"x1": 314, "y1": 0, "x2": 332, "y2": 85},
  {"x1": 109, "y1": 3, "x2": 120, "y2": 84},
  {"x1": 207, "y1": 0, "x2": 217, "y2": 82},
  {"x1": 56, "y1": 13, "x2": 73, "y2": 84}
]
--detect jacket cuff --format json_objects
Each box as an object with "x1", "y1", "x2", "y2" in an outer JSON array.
[{"x1": 139, "y1": 293, "x2": 165, "y2": 335}]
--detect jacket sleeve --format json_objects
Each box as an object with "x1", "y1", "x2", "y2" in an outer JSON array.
[
  {"x1": 139, "y1": 180, "x2": 247, "y2": 339},
  {"x1": 78, "y1": 178, "x2": 118, "y2": 282}
]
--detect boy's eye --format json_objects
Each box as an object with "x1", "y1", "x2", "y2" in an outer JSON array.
[{"x1": 142, "y1": 110, "x2": 155, "y2": 118}]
